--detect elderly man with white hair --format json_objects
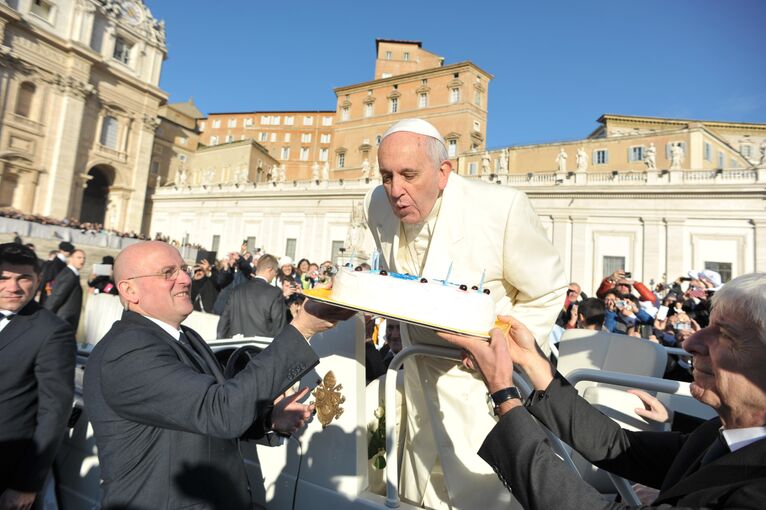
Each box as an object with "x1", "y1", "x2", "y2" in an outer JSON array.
[
  {"x1": 364, "y1": 119, "x2": 567, "y2": 508},
  {"x1": 441, "y1": 272, "x2": 766, "y2": 509}
]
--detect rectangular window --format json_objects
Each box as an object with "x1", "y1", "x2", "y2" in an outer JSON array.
[
  {"x1": 225, "y1": 135, "x2": 233, "y2": 143},
  {"x1": 303, "y1": 116, "x2": 313, "y2": 125},
  {"x1": 319, "y1": 148, "x2": 328, "y2": 161},
  {"x1": 100, "y1": 116, "x2": 119, "y2": 148},
  {"x1": 704, "y1": 261, "x2": 732, "y2": 283},
  {"x1": 629, "y1": 146, "x2": 644, "y2": 162},
  {"x1": 390, "y1": 97, "x2": 398, "y2": 113},
  {"x1": 341, "y1": 107, "x2": 350, "y2": 121},
  {"x1": 385, "y1": 51, "x2": 392, "y2": 60},
  {"x1": 209, "y1": 135, "x2": 218, "y2": 145},
  {"x1": 199, "y1": 121, "x2": 206, "y2": 131},
  {"x1": 419, "y1": 93, "x2": 428, "y2": 108},
  {"x1": 227, "y1": 118, "x2": 237, "y2": 128},
  {"x1": 285, "y1": 239, "x2": 297, "y2": 260},
  {"x1": 261, "y1": 116, "x2": 270, "y2": 125},
  {"x1": 468, "y1": 162, "x2": 477, "y2": 175},
  {"x1": 30, "y1": 0, "x2": 53, "y2": 21},
  {"x1": 270, "y1": 133, "x2": 277, "y2": 142},
  {"x1": 718, "y1": 151, "x2": 725, "y2": 168},
  {"x1": 280, "y1": 147, "x2": 290, "y2": 159},
  {"x1": 259, "y1": 132, "x2": 268, "y2": 142},
  {"x1": 337, "y1": 152, "x2": 345, "y2": 168},
  {"x1": 271, "y1": 116, "x2": 280, "y2": 125},
  {"x1": 283, "y1": 133, "x2": 291, "y2": 142},
  {"x1": 320, "y1": 133, "x2": 331, "y2": 144},
  {"x1": 404, "y1": 52, "x2": 410, "y2": 61},
  {"x1": 603, "y1": 256, "x2": 626, "y2": 278},
  {"x1": 448, "y1": 139, "x2": 457, "y2": 158},
  {"x1": 301, "y1": 133, "x2": 312, "y2": 143},
  {"x1": 300, "y1": 147, "x2": 309, "y2": 161},
  {"x1": 212, "y1": 119, "x2": 221, "y2": 128},
  {"x1": 740, "y1": 144, "x2": 752, "y2": 158},
  {"x1": 595, "y1": 149, "x2": 608, "y2": 165},
  {"x1": 474, "y1": 91, "x2": 482, "y2": 106},
  {"x1": 450, "y1": 88, "x2": 460, "y2": 104},
  {"x1": 322, "y1": 116, "x2": 333, "y2": 126},
  {"x1": 211, "y1": 235, "x2": 221, "y2": 253},
  {"x1": 284, "y1": 116, "x2": 294, "y2": 125},
  {"x1": 113, "y1": 37, "x2": 132, "y2": 65},
  {"x1": 331, "y1": 241, "x2": 345, "y2": 262},
  {"x1": 473, "y1": 120, "x2": 481, "y2": 132},
  {"x1": 704, "y1": 142, "x2": 712, "y2": 162},
  {"x1": 244, "y1": 117, "x2": 253, "y2": 127},
  {"x1": 365, "y1": 103, "x2": 373, "y2": 117},
  {"x1": 150, "y1": 160, "x2": 159, "y2": 175}
]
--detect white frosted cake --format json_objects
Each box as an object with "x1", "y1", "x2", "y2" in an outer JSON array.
[{"x1": 328, "y1": 266, "x2": 496, "y2": 336}]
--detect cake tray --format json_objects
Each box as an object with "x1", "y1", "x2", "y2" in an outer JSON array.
[{"x1": 303, "y1": 288, "x2": 508, "y2": 339}]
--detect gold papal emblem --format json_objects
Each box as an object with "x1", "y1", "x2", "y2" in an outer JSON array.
[{"x1": 311, "y1": 371, "x2": 345, "y2": 428}]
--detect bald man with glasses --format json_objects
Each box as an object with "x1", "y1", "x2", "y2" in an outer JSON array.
[{"x1": 84, "y1": 241, "x2": 352, "y2": 510}]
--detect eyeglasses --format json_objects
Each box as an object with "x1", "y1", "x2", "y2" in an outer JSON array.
[{"x1": 125, "y1": 265, "x2": 192, "y2": 281}]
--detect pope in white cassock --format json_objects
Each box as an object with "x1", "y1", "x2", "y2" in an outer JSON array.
[{"x1": 363, "y1": 119, "x2": 567, "y2": 509}]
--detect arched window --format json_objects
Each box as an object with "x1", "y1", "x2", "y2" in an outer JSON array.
[
  {"x1": 15, "y1": 82, "x2": 36, "y2": 118},
  {"x1": 100, "y1": 115, "x2": 119, "y2": 148}
]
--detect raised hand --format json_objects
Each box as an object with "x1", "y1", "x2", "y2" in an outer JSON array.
[{"x1": 270, "y1": 387, "x2": 314, "y2": 436}]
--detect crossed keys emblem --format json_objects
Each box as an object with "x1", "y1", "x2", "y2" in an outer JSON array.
[{"x1": 311, "y1": 371, "x2": 346, "y2": 428}]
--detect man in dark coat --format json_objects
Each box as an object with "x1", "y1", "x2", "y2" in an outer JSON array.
[
  {"x1": 217, "y1": 253, "x2": 286, "y2": 339},
  {"x1": 0, "y1": 243, "x2": 75, "y2": 510},
  {"x1": 83, "y1": 241, "x2": 350, "y2": 509},
  {"x1": 37, "y1": 241, "x2": 73, "y2": 305},
  {"x1": 44, "y1": 249, "x2": 85, "y2": 331},
  {"x1": 441, "y1": 272, "x2": 766, "y2": 510}
]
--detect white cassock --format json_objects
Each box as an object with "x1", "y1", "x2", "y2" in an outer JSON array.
[{"x1": 364, "y1": 172, "x2": 567, "y2": 509}]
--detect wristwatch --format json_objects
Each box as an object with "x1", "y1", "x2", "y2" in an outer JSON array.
[{"x1": 489, "y1": 387, "x2": 522, "y2": 412}]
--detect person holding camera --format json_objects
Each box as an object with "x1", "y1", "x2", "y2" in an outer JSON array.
[
  {"x1": 596, "y1": 269, "x2": 655, "y2": 303},
  {"x1": 217, "y1": 254, "x2": 286, "y2": 339}
]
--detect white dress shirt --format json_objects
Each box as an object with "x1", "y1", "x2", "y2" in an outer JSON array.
[
  {"x1": 0, "y1": 308, "x2": 16, "y2": 334},
  {"x1": 143, "y1": 315, "x2": 181, "y2": 341},
  {"x1": 722, "y1": 426, "x2": 766, "y2": 452}
]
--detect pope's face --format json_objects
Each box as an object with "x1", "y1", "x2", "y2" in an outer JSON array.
[{"x1": 378, "y1": 132, "x2": 450, "y2": 224}]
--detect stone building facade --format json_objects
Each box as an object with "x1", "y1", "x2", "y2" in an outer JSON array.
[{"x1": 0, "y1": 0, "x2": 166, "y2": 232}]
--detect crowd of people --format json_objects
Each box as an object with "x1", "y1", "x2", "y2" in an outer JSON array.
[{"x1": 0, "y1": 207, "x2": 205, "y2": 250}]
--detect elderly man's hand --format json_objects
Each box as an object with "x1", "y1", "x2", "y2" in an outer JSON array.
[
  {"x1": 270, "y1": 387, "x2": 314, "y2": 436},
  {"x1": 291, "y1": 299, "x2": 356, "y2": 340},
  {"x1": 627, "y1": 389, "x2": 672, "y2": 424}
]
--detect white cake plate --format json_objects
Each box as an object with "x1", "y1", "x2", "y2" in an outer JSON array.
[{"x1": 303, "y1": 288, "x2": 506, "y2": 339}]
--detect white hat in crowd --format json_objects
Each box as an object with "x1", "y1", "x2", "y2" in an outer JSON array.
[
  {"x1": 687, "y1": 269, "x2": 723, "y2": 291},
  {"x1": 279, "y1": 256, "x2": 294, "y2": 267}
]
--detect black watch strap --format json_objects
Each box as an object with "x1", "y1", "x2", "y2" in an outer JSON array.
[{"x1": 490, "y1": 387, "x2": 522, "y2": 408}]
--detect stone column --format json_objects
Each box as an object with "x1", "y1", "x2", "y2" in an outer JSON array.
[
  {"x1": 665, "y1": 218, "x2": 686, "y2": 281},
  {"x1": 122, "y1": 114, "x2": 158, "y2": 233},
  {"x1": 754, "y1": 219, "x2": 766, "y2": 272},
  {"x1": 570, "y1": 216, "x2": 588, "y2": 288},
  {"x1": 40, "y1": 78, "x2": 90, "y2": 219},
  {"x1": 641, "y1": 218, "x2": 665, "y2": 284},
  {"x1": 551, "y1": 215, "x2": 570, "y2": 277}
]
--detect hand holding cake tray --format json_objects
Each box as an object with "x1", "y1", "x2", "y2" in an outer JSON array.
[{"x1": 303, "y1": 264, "x2": 501, "y2": 338}]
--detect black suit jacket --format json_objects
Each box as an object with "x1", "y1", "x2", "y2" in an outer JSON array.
[
  {"x1": 478, "y1": 373, "x2": 766, "y2": 509},
  {"x1": 0, "y1": 301, "x2": 75, "y2": 493},
  {"x1": 217, "y1": 277, "x2": 286, "y2": 339},
  {"x1": 83, "y1": 311, "x2": 318, "y2": 510},
  {"x1": 37, "y1": 257, "x2": 66, "y2": 305},
  {"x1": 44, "y1": 267, "x2": 83, "y2": 331}
]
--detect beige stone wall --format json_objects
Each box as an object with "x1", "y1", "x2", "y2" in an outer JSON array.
[
  {"x1": 0, "y1": 0, "x2": 167, "y2": 233},
  {"x1": 198, "y1": 111, "x2": 334, "y2": 181},
  {"x1": 374, "y1": 40, "x2": 444, "y2": 79},
  {"x1": 333, "y1": 61, "x2": 491, "y2": 178}
]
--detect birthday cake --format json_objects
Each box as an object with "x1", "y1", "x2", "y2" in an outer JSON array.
[{"x1": 328, "y1": 265, "x2": 496, "y2": 336}]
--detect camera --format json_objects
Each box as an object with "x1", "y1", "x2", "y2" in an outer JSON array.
[
  {"x1": 322, "y1": 265, "x2": 338, "y2": 277},
  {"x1": 674, "y1": 322, "x2": 691, "y2": 331},
  {"x1": 623, "y1": 272, "x2": 632, "y2": 279},
  {"x1": 615, "y1": 301, "x2": 625, "y2": 309}
]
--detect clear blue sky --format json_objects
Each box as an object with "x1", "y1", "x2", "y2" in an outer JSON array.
[{"x1": 149, "y1": 0, "x2": 766, "y2": 148}]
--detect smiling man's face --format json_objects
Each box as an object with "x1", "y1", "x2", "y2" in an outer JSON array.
[{"x1": 684, "y1": 307, "x2": 766, "y2": 428}]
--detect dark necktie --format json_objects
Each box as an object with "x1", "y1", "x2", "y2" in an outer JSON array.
[
  {"x1": 2, "y1": 313, "x2": 15, "y2": 321},
  {"x1": 178, "y1": 331, "x2": 194, "y2": 351},
  {"x1": 700, "y1": 431, "x2": 730, "y2": 466}
]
